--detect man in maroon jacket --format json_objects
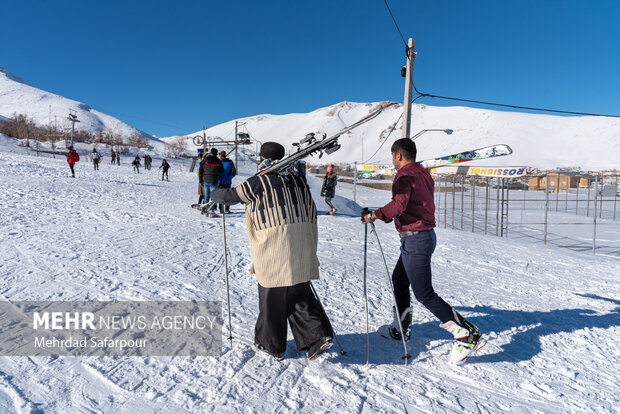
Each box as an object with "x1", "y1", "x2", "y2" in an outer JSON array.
[{"x1": 362, "y1": 138, "x2": 485, "y2": 364}]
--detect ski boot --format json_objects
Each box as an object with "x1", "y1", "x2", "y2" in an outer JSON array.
[
  {"x1": 440, "y1": 309, "x2": 486, "y2": 365},
  {"x1": 378, "y1": 306, "x2": 412, "y2": 341},
  {"x1": 307, "y1": 336, "x2": 333, "y2": 360}
]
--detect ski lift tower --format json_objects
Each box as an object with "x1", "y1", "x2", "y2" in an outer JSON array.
[{"x1": 67, "y1": 109, "x2": 80, "y2": 147}]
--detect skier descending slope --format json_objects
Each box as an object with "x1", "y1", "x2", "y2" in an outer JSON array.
[
  {"x1": 212, "y1": 142, "x2": 334, "y2": 361},
  {"x1": 362, "y1": 138, "x2": 486, "y2": 365}
]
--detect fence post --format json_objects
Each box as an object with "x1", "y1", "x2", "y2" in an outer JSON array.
[
  {"x1": 439, "y1": 175, "x2": 444, "y2": 226},
  {"x1": 555, "y1": 176, "x2": 560, "y2": 211},
  {"x1": 452, "y1": 175, "x2": 456, "y2": 229},
  {"x1": 587, "y1": 186, "x2": 590, "y2": 217},
  {"x1": 496, "y1": 178, "x2": 500, "y2": 236},
  {"x1": 599, "y1": 175, "x2": 604, "y2": 219},
  {"x1": 353, "y1": 162, "x2": 357, "y2": 203},
  {"x1": 471, "y1": 176, "x2": 476, "y2": 232},
  {"x1": 565, "y1": 183, "x2": 569, "y2": 212},
  {"x1": 544, "y1": 177, "x2": 549, "y2": 244},
  {"x1": 460, "y1": 175, "x2": 465, "y2": 230},
  {"x1": 614, "y1": 175, "x2": 618, "y2": 221},
  {"x1": 485, "y1": 177, "x2": 489, "y2": 235},
  {"x1": 444, "y1": 175, "x2": 448, "y2": 229},
  {"x1": 576, "y1": 185, "x2": 579, "y2": 215},
  {"x1": 506, "y1": 180, "x2": 510, "y2": 237},
  {"x1": 593, "y1": 175, "x2": 599, "y2": 254},
  {"x1": 500, "y1": 178, "x2": 505, "y2": 237}
]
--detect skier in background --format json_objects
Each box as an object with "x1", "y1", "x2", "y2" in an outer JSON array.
[
  {"x1": 361, "y1": 138, "x2": 486, "y2": 365},
  {"x1": 110, "y1": 149, "x2": 116, "y2": 165},
  {"x1": 90, "y1": 148, "x2": 101, "y2": 171},
  {"x1": 292, "y1": 160, "x2": 307, "y2": 183},
  {"x1": 159, "y1": 159, "x2": 171, "y2": 181},
  {"x1": 144, "y1": 154, "x2": 152, "y2": 170},
  {"x1": 211, "y1": 142, "x2": 334, "y2": 361},
  {"x1": 320, "y1": 164, "x2": 338, "y2": 215},
  {"x1": 116, "y1": 153, "x2": 121, "y2": 166},
  {"x1": 66, "y1": 145, "x2": 79, "y2": 178},
  {"x1": 217, "y1": 150, "x2": 237, "y2": 214},
  {"x1": 198, "y1": 148, "x2": 223, "y2": 217},
  {"x1": 132, "y1": 155, "x2": 141, "y2": 173}
]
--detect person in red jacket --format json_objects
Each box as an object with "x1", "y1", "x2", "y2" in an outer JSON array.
[
  {"x1": 66, "y1": 145, "x2": 80, "y2": 177},
  {"x1": 362, "y1": 138, "x2": 485, "y2": 365}
]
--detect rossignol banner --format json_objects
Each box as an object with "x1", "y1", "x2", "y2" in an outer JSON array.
[
  {"x1": 429, "y1": 166, "x2": 530, "y2": 178},
  {"x1": 355, "y1": 163, "x2": 396, "y2": 178}
]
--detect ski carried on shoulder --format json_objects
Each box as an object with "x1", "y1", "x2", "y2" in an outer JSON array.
[
  {"x1": 420, "y1": 144, "x2": 512, "y2": 169},
  {"x1": 257, "y1": 102, "x2": 399, "y2": 175}
]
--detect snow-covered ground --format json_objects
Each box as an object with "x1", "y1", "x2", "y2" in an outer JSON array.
[{"x1": 0, "y1": 139, "x2": 618, "y2": 413}]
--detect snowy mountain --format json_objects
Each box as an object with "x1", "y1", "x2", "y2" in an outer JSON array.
[
  {"x1": 0, "y1": 66, "x2": 150, "y2": 139},
  {"x1": 3, "y1": 64, "x2": 618, "y2": 170},
  {"x1": 172, "y1": 101, "x2": 620, "y2": 170}
]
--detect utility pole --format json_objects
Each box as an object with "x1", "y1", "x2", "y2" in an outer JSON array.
[
  {"x1": 234, "y1": 121, "x2": 239, "y2": 168},
  {"x1": 401, "y1": 38, "x2": 416, "y2": 139},
  {"x1": 202, "y1": 126, "x2": 207, "y2": 155},
  {"x1": 67, "y1": 110, "x2": 80, "y2": 147}
]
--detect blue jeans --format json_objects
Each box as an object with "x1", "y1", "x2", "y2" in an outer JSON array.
[
  {"x1": 392, "y1": 229, "x2": 453, "y2": 323},
  {"x1": 203, "y1": 183, "x2": 218, "y2": 212}
]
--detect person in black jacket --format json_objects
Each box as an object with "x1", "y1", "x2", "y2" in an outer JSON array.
[
  {"x1": 159, "y1": 159, "x2": 171, "y2": 181},
  {"x1": 198, "y1": 148, "x2": 223, "y2": 217},
  {"x1": 132, "y1": 155, "x2": 141, "y2": 173}
]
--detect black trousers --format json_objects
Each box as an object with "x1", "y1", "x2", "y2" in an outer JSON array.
[
  {"x1": 69, "y1": 163, "x2": 75, "y2": 176},
  {"x1": 255, "y1": 281, "x2": 333, "y2": 354}
]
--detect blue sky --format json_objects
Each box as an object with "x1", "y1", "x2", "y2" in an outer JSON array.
[{"x1": 1, "y1": 1, "x2": 619, "y2": 136}]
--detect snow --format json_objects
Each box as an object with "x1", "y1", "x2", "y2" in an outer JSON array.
[{"x1": 0, "y1": 139, "x2": 618, "y2": 413}]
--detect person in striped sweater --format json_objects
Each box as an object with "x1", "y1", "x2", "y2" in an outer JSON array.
[{"x1": 212, "y1": 142, "x2": 334, "y2": 361}]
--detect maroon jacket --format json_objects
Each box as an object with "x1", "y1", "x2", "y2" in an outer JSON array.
[{"x1": 374, "y1": 162, "x2": 435, "y2": 233}]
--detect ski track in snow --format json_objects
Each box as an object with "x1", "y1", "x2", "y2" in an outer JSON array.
[{"x1": 0, "y1": 145, "x2": 618, "y2": 413}]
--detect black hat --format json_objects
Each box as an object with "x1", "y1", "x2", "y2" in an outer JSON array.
[
  {"x1": 210, "y1": 148, "x2": 218, "y2": 155},
  {"x1": 260, "y1": 142, "x2": 285, "y2": 161}
]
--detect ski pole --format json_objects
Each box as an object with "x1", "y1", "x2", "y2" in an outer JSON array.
[
  {"x1": 363, "y1": 220, "x2": 370, "y2": 367},
  {"x1": 222, "y1": 210, "x2": 233, "y2": 348},
  {"x1": 309, "y1": 281, "x2": 346, "y2": 355},
  {"x1": 369, "y1": 221, "x2": 411, "y2": 364}
]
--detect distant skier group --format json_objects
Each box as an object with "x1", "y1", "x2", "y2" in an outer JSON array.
[
  {"x1": 66, "y1": 147, "x2": 170, "y2": 181},
  {"x1": 197, "y1": 148, "x2": 237, "y2": 217}
]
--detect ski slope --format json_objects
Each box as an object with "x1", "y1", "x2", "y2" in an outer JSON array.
[{"x1": 0, "y1": 138, "x2": 618, "y2": 413}]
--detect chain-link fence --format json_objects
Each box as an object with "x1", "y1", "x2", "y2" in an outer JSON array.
[{"x1": 432, "y1": 173, "x2": 620, "y2": 257}]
